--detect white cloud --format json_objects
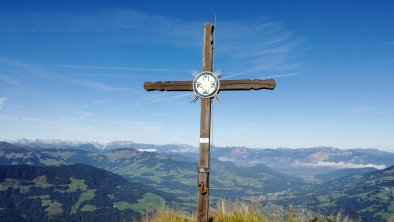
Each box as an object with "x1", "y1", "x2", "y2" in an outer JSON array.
[
  {"x1": 373, "y1": 111, "x2": 386, "y2": 116},
  {"x1": 344, "y1": 106, "x2": 387, "y2": 117},
  {"x1": 259, "y1": 72, "x2": 298, "y2": 79},
  {"x1": 64, "y1": 76, "x2": 130, "y2": 92},
  {"x1": 0, "y1": 9, "x2": 301, "y2": 77},
  {"x1": 0, "y1": 74, "x2": 22, "y2": 86},
  {"x1": 0, "y1": 97, "x2": 8, "y2": 110},
  {"x1": 215, "y1": 20, "x2": 302, "y2": 75},
  {"x1": 0, "y1": 9, "x2": 303, "y2": 144},
  {"x1": 33, "y1": 64, "x2": 191, "y2": 73},
  {"x1": 0, "y1": 57, "x2": 130, "y2": 93},
  {"x1": 0, "y1": 9, "x2": 202, "y2": 47},
  {"x1": 295, "y1": 161, "x2": 386, "y2": 170},
  {"x1": 345, "y1": 107, "x2": 375, "y2": 115}
]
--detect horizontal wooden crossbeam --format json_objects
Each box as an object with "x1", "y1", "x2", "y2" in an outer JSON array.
[
  {"x1": 144, "y1": 79, "x2": 276, "y2": 92},
  {"x1": 144, "y1": 81, "x2": 193, "y2": 91},
  {"x1": 220, "y1": 79, "x2": 276, "y2": 91}
]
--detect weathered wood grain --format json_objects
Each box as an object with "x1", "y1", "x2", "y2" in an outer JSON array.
[
  {"x1": 220, "y1": 79, "x2": 276, "y2": 90},
  {"x1": 142, "y1": 22, "x2": 276, "y2": 222},
  {"x1": 144, "y1": 81, "x2": 193, "y2": 91},
  {"x1": 143, "y1": 79, "x2": 275, "y2": 92},
  {"x1": 197, "y1": 23, "x2": 214, "y2": 222}
]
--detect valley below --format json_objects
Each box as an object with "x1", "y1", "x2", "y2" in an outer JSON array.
[{"x1": 1, "y1": 140, "x2": 394, "y2": 221}]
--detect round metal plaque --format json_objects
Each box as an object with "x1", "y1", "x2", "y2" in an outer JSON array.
[{"x1": 192, "y1": 71, "x2": 220, "y2": 98}]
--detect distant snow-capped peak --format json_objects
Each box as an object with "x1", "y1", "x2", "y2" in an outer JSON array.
[
  {"x1": 10, "y1": 138, "x2": 105, "y2": 148},
  {"x1": 103, "y1": 141, "x2": 135, "y2": 149}
]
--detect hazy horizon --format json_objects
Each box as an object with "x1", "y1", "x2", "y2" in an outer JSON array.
[{"x1": 3, "y1": 137, "x2": 394, "y2": 153}]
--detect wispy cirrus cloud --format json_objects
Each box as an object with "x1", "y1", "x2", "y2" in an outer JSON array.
[
  {"x1": 259, "y1": 72, "x2": 298, "y2": 79},
  {"x1": 344, "y1": 106, "x2": 386, "y2": 116},
  {"x1": 57, "y1": 74, "x2": 130, "y2": 92},
  {"x1": 215, "y1": 20, "x2": 303, "y2": 79},
  {"x1": 0, "y1": 9, "x2": 303, "y2": 122},
  {"x1": 0, "y1": 9, "x2": 302, "y2": 77},
  {"x1": 224, "y1": 71, "x2": 298, "y2": 80},
  {"x1": 345, "y1": 106, "x2": 375, "y2": 115},
  {"x1": 103, "y1": 92, "x2": 192, "y2": 113},
  {"x1": 373, "y1": 111, "x2": 386, "y2": 116},
  {"x1": 0, "y1": 9, "x2": 202, "y2": 47},
  {"x1": 0, "y1": 57, "x2": 130, "y2": 93},
  {"x1": 0, "y1": 97, "x2": 8, "y2": 110},
  {"x1": 33, "y1": 64, "x2": 191, "y2": 72},
  {"x1": 0, "y1": 74, "x2": 22, "y2": 86}
]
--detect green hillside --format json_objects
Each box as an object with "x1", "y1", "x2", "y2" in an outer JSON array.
[
  {"x1": 4, "y1": 141, "x2": 393, "y2": 220},
  {"x1": 0, "y1": 142, "x2": 305, "y2": 210},
  {"x1": 314, "y1": 167, "x2": 377, "y2": 182},
  {"x1": 0, "y1": 164, "x2": 174, "y2": 221},
  {"x1": 275, "y1": 165, "x2": 394, "y2": 221}
]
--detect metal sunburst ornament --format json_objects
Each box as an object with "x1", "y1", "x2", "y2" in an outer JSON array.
[{"x1": 191, "y1": 69, "x2": 222, "y2": 103}]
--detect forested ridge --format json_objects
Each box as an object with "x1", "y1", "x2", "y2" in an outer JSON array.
[{"x1": 0, "y1": 164, "x2": 174, "y2": 222}]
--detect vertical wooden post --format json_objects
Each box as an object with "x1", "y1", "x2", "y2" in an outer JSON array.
[
  {"x1": 143, "y1": 21, "x2": 275, "y2": 221},
  {"x1": 197, "y1": 23, "x2": 214, "y2": 222}
]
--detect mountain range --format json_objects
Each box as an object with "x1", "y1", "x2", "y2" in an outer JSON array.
[
  {"x1": 0, "y1": 141, "x2": 305, "y2": 211},
  {"x1": 8, "y1": 139, "x2": 394, "y2": 176},
  {"x1": 1, "y1": 140, "x2": 394, "y2": 221}
]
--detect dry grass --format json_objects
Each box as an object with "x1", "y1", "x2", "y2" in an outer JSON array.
[
  {"x1": 141, "y1": 200, "x2": 355, "y2": 222},
  {"x1": 141, "y1": 207, "x2": 195, "y2": 222},
  {"x1": 210, "y1": 201, "x2": 270, "y2": 222},
  {"x1": 141, "y1": 201, "x2": 300, "y2": 222}
]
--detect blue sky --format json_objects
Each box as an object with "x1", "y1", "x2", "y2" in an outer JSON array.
[{"x1": 0, "y1": 0, "x2": 393, "y2": 151}]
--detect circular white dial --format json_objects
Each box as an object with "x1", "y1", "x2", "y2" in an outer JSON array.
[{"x1": 193, "y1": 72, "x2": 220, "y2": 98}]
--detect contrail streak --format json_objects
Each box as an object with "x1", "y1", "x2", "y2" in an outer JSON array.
[{"x1": 33, "y1": 64, "x2": 191, "y2": 72}]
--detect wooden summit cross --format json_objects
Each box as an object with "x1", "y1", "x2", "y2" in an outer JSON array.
[{"x1": 144, "y1": 23, "x2": 276, "y2": 222}]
